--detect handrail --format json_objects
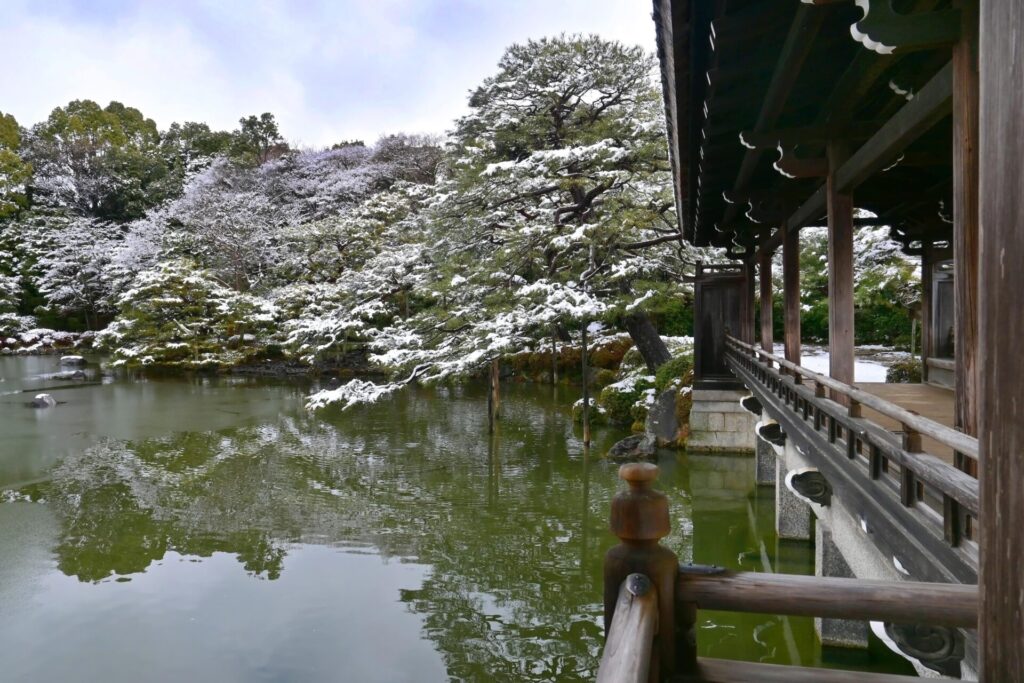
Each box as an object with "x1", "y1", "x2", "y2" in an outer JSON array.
[
  {"x1": 725, "y1": 335, "x2": 979, "y2": 462},
  {"x1": 677, "y1": 567, "x2": 977, "y2": 628},
  {"x1": 597, "y1": 573, "x2": 659, "y2": 683}
]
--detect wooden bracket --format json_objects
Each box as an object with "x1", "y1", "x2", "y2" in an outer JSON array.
[
  {"x1": 851, "y1": 0, "x2": 961, "y2": 55},
  {"x1": 773, "y1": 144, "x2": 828, "y2": 179}
]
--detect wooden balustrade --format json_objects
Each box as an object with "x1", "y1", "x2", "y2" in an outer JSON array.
[
  {"x1": 726, "y1": 336, "x2": 977, "y2": 461},
  {"x1": 724, "y1": 334, "x2": 979, "y2": 561},
  {"x1": 597, "y1": 464, "x2": 979, "y2": 682}
]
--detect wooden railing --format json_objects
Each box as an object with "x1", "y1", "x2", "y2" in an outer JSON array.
[
  {"x1": 724, "y1": 336, "x2": 979, "y2": 578},
  {"x1": 596, "y1": 464, "x2": 980, "y2": 682},
  {"x1": 598, "y1": 573, "x2": 659, "y2": 683}
]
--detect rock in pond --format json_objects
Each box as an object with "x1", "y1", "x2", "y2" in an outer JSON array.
[
  {"x1": 607, "y1": 434, "x2": 656, "y2": 462},
  {"x1": 60, "y1": 355, "x2": 86, "y2": 367},
  {"x1": 30, "y1": 393, "x2": 57, "y2": 408},
  {"x1": 645, "y1": 388, "x2": 679, "y2": 447},
  {"x1": 53, "y1": 370, "x2": 87, "y2": 381}
]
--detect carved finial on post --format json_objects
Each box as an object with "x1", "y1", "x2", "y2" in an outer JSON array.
[{"x1": 604, "y1": 463, "x2": 681, "y2": 679}]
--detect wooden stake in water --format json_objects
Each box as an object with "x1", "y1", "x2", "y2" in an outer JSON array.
[
  {"x1": 488, "y1": 357, "x2": 501, "y2": 433},
  {"x1": 552, "y1": 327, "x2": 558, "y2": 385},
  {"x1": 582, "y1": 322, "x2": 591, "y2": 447}
]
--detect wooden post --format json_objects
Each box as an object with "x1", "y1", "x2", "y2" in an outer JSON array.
[
  {"x1": 783, "y1": 225, "x2": 801, "y2": 370},
  {"x1": 759, "y1": 247, "x2": 773, "y2": 354},
  {"x1": 488, "y1": 357, "x2": 500, "y2": 433},
  {"x1": 491, "y1": 357, "x2": 500, "y2": 418},
  {"x1": 921, "y1": 245, "x2": 933, "y2": 382},
  {"x1": 551, "y1": 328, "x2": 558, "y2": 384},
  {"x1": 826, "y1": 142, "x2": 854, "y2": 403},
  {"x1": 979, "y1": 1, "x2": 1024, "y2": 677},
  {"x1": 603, "y1": 464, "x2": 680, "y2": 677},
  {"x1": 953, "y1": 0, "x2": 980, "y2": 447},
  {"x1": 582, "y1": 322, "x2": 591, "y2": 447}
]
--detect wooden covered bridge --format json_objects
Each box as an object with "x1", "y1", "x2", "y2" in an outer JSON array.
[{"x1": 596, "y1": 1, "x2": 1022, "y2": 681}]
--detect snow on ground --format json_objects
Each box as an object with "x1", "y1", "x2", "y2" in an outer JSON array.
[{"x1": 773, "y1": 343, "x2": 907, "y2": 383}]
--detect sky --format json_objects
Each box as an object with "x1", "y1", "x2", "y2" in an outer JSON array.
[{"x1": 1, "y1": 0, "x2": 657, "y2": 147}]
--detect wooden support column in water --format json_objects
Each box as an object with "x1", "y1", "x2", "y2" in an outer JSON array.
[
  {"x1": 954, "y1": 1, "x2": 980, "y2": 448},
  {"x1": 551, "y1": 328, "x2": 558, "y2": 384},
  {"x1": 826, "y1": 142, "x2": 854, "y2": 401},
  {"x1": 488, "y1": 358, "x2": 500, "y2": 433},
  {"x1": 978, "y1": 1, "x2": 1024, "y2": 677},
  {"x1": 759, "y1": 246, "x2": 773, "y2": 355},
  {"x1": 783, "y1": 225, "x2": 801, "y2": 370}
]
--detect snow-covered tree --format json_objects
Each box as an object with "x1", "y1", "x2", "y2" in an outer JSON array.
[
  {"x1": 25, "y1": 100, "x2": 169, "y2": 221},
  {"x1": 98, "y1": 259, "x2": 274, "y2": 368},
  {"x1": 0, "y1": 112, "x2": 31, "y2": 218},
  {"x1": 36, "y1": 218, "x2": 123, "y2": 329},
  {"x1": 309, "y1": 35, "x2": 708, "y2": 409},
  {"x1": 434, "y1": 35, "x2": 699, "y2": 368}
]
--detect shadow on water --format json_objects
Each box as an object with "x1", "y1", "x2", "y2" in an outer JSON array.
[{"x1": 0, "y1": 358, "x2": 913, "y2": 681}]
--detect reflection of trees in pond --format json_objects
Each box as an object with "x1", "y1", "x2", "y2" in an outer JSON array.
[{"x1": 21, "y1": 384, "x2": 697, "y2": 681}]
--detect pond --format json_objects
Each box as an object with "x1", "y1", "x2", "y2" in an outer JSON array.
[{"x1": 0, "y1": 355, "x2": 914, "y2": 681}]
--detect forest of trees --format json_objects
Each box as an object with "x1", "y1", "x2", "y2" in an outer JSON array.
[{"x1": 0, "y1": 34, "x2": 919, "y2": 408}]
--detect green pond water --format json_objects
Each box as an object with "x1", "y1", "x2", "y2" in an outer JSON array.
[{"x1": 0, "y1": 355, "x2": 914, "y2": 681}]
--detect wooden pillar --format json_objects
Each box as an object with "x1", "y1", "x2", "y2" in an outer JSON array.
[
  {"x1": 920, "y1": 245, "x2": 933, "y2": 382},
  {"x1": 758, "y1": 247, "x2": 773, "y2": 354},
  {"x1": 743, "y1": 260, "x2": 756, "y2": 344},
  {"x1": 978, "y1": 2, "x2": 1024, "y2": 678},
  {"x1": 954, "y1": 0, "x2": 980, "y2": 441},
  {"x1": 783, "y1": 226, "x2": 801, "y2": 368},
  {"x1": 827, "y1": 143, "x2": 855, "y2": 397}
]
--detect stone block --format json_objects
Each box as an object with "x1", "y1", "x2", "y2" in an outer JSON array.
[
  {"x1": 693, "y1": 389, "x2": 748, "y2": 402},
  {"x1": 708, "y1": 413, "x2": 724, "y2": 431}
]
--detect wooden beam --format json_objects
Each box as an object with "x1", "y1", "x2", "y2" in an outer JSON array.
[
  {"x1": 827, "y1": 143, "x2": 855, "y2": 401},
  {"x1": 759, "y1": 247, "x2": 773, "y2": 353},
  {"x1": 783, "y1": 226, "x2": 801, "y2": 367},
  {"x1": 721, "y1": 5, "x2": 826, "y2": 227},
  {"x1": 754, "y1": 61, "x2": 955, "y2": 259},
  {"x1": 952, "y1": 2, "x2": 979, "y2": 446},
  {"x1": 978, "y1": 1, "x2": 1024, "y2": 679},
  {"x1": 836, "y1": 61, "x2": 953, "y2": 192}
]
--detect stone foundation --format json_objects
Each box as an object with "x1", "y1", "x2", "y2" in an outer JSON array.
[
  {"x1": 686, "y1": 389, "x2": 756, "y2": 453},
  {"x1": 815, "y1": 525, "x2": 869, "y2": 648},
  {"x1": 754, "y1": 433, "x2": 775, "y2": 486}
]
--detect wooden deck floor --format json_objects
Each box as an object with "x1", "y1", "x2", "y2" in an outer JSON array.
[{"x1": 858, "y1": 382, "x2": 956, "y2": 464}]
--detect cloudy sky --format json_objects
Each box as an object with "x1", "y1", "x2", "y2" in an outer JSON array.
[{"x1": 2, "y1": 0, "x2": 656, "y2": 147}]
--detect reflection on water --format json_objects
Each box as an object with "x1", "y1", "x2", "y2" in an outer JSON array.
[{"x1": 0, "y1": 357, "x2": 913, "y2": 681}]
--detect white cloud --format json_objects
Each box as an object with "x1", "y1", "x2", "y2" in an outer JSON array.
[{"x1": 0, "y1": 0, "x2": 656, "y2": 146}]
